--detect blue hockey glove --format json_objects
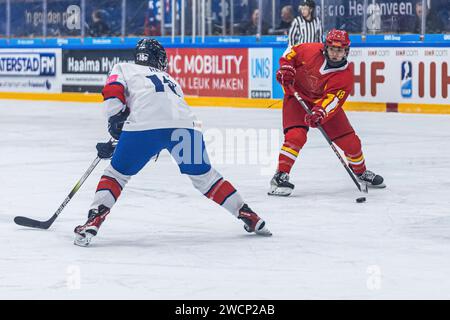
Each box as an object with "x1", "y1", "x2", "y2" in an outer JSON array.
[
  {"x1": 108, "y1": 108, "x2": 130, "y2": 140},
  {"x1": 96, "y1": 141, "x2": 116, "y2": 159}
]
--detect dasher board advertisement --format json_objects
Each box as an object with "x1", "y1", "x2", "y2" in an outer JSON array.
[
  {"x1": 348, "y1": 47, "x2": 449, "y2": 104},
  {"x1": 62, "y1": 49, "x2": 134, "y2": 92},
  {"x1": 0, "y1": 49, "x2": 62, "y2": 93},
  {"x1": 166, "y1": 48, "x2": 249, "y2": 98}
]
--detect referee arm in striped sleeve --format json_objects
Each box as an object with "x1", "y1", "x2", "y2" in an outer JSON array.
[{"x1": 288, "y1": 17, "x2": 300, "y2": 47}]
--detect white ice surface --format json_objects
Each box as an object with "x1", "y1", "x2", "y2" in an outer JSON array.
[{"x1": 1, "y1": 99, "x2": 450, "y2": 299}]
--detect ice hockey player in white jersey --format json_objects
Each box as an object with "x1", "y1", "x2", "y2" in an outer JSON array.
[{"x1": 74, "y1": 38, "x2": 272, "y2": 246}]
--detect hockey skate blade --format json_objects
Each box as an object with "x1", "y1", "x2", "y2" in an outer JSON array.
[
  {"x1": 358, "y1": 179, "x2": 386, "y2": 190},
  {"x1": 74, "y1": 233, "x2": 94, "y2": 247},
  {"x1": 244, "y1": 221, "x2": 272, "y2": 237},
  {"x1": 255, "y1": 226, "x2": 272, "y2": 237},
  {"x1": 367, "y1": 182, "x2": 386, "y2": 189},
  {"x1": 267, "y1": 186, "x2": 293, "y2": 197},
  {"x1": 14, "y1": 216, "x2": 49, "y2": 229}
]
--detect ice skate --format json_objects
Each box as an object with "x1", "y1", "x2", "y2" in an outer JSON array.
[
  {"x1": 268, "y1": 171, "x2": 295, "y2": 196},
  {"x1": 238, "y1": 204, "x2": 272, "y2": 236},
  {"x1": 74, "y1": 205, "x2": 110, "y2": 247},
  {"x1": 357, "y1": 170, "x2": 386, "y2": 188}
]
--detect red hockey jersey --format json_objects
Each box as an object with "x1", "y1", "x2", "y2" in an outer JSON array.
[{"x1": 280, "y1": 42, "x2": 354, "y2": 117}]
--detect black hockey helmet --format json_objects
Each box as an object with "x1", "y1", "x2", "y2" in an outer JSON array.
[{"x1": 134, "y1": 38, "x2": 168, "y2": 71}]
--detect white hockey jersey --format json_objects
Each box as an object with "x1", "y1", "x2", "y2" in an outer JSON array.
[{"x1": 103, "y1": 62, "x2": 199, "y2": 132}]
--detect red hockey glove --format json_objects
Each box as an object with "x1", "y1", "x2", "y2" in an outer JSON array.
[
  {"x1": 305, "y1": 106, "x2": 327, "y2": 128},
  {"x1": 276, "y1": 65, "x2": 296, "y2": 87}
]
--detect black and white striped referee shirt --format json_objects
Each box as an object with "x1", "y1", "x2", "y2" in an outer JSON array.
[{"x1": 288, "y1": 16, "x2": 323, "y2": 46}]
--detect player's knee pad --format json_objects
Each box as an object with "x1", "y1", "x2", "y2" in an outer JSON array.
[
  {"x1": 333, "y1": 132, "x2": 361, "y2": 155},
  {"x1": 104, "y1": 164, "x2": 131, "y2": 188},
  {"x1": 285, "y1": 127, "x2": 308, "y2": 150},
  {"x1": 188, "y1": 167, "x2": 222, "y2": 194},
  {"x1": 91, "y1": 165, "x2": 131, "y2": 209}
]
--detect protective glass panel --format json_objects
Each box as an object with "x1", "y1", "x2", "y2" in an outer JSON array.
[
  {"x1": 233, "y1": 0, "x2": 272, "y2": 36},
  {"x1": 85, "y1": 0, "x2": 122, "y2": 37},
  {"x1": 270, "y1": 0, "x2": 295, "y2": 35},
  {"x1": 365, "y1": 0, "x2": 448, "y2": 34},
  {"x1": 436, "y1": 0, "x2": 450, "y2": 33},
  {"x1": 207, "y1": 0, "x2": 272, "y2": 36},
  {"x1": 366, "y1": 0, "x2": 414, "y2": 34},
  {"x1": 126, "y1": 0, "x2": 147, "y2": 36},
  {"x1": 321, "y1": 0, "x2": 363, "y2": 34},
  {"x1": 0, "y1": 0, "x2": 6, "y2": 37},
  {"x1": 160, "y1": 0, "x2": 181, "y2": 37},
  {"x1": 319, "y1": 0, "x2": 448, "y2": 35},
  {"x1": 397, "y1": 0, "x2": 449, "y2": 34},
  {"x1": 264, "y1": 0, "x2": 277, "y2": 35},
  {"x1": 434, "y1": 0, "x2": 450, "y2": 33},
  {"x1": 210, "y1": 0, "x2": 227, "y2": 35},
  {"x1": 46, "y1": 0, "x2": 82, "y2": 37},
  {"x1": 127, "y1": 0, "x2": 180, "y2": 37},
  {"x1": 181, "y1": 0, "x2": 193, "y2": 36},
  {"x1": 171, "y1": 0, "x2": 182, "y2": 36},
  {"x1": 10, "y1": 0, "x2": 44, "y2": 37}
]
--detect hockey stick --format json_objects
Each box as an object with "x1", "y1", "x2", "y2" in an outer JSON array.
[
  {"x1": 290, "y1": 88, "x2": 368, "y2": 194},
  {"x1": 13, "y1": 147, "x2": 107, "y2": 229},
  {"x1": 266, "y1": 100, "x2": 282, "y2": 108}
]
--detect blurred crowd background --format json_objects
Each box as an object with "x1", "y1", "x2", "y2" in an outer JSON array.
[{"x1": 0, "y1": 0, "x2": 448, "y2": 39}]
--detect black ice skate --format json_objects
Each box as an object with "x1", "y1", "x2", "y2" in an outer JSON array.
[
  {"x1": 238, "y1": 204, "x2": 272, "y2": 236},
  {"x1": 74, "y1": 205, "x2": 110, "y2": 247},
  {"x1": 357, "y1": 170, "x2": 386, "y2": 188},
  {"x1": 268, "y1": 171, "x2": 295, "y2": 196}
]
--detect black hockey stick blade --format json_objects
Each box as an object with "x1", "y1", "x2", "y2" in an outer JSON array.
[
  {"x1": 14, "y1": 214, "x2": 56, "y2": 229},
  {"x1": 13, "y1": 156, "x2": 103, "y2": 230},
  {"x1": 362, "y1": 182, "x2": 369, "y2": 193}
]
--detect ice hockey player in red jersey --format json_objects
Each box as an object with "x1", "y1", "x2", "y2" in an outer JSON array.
[
  {"x1": 73, "y1": 38, "x2": 271, "y2": 246},
  {"x1": 269, "y1": 29, "x2": 385, "y2": 196}
]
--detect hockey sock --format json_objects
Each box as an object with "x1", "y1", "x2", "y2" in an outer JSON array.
[
  {"x1": 333, "y1": 133, "x2": 366, "y2": 175},
  {"x1": 278, "y1": 127, "x2": 307, "y2": 173},
  {"x1": 90, "y1": 164, "x2": 131, "y2": 210},
  {"x1": 189, "y1": 168, "x2": 244, "y2": 217}
]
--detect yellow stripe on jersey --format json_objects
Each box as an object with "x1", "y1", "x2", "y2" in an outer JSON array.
[
  {"x1": 281, "y1": 146, "x2": 299, "y2": 157},
  {"x1": 321, "y1": 93, "x2": 335, "y2": 109},
  {"x1": 317, "y1": 90, "x2": 347, "y2": 114}
]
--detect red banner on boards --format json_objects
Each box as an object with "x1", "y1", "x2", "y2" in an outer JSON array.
[{"x1": 166, "y1": 48, "x2": 248, "y2": 97}]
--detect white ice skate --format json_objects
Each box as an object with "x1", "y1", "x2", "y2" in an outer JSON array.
[
  {"x1": 74, "y1": 206, "x2": 110, "y2": 247},
  {"x1": 268, "y1": 171, "x2": 295, "y2": 196},
  {"x1": 238, "y1": 204, "x2": 272, "y2": 237}
]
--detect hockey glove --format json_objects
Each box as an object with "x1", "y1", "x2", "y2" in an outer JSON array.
[
  {"x1": 305, "y1": 106, "x2": 326, "y2": 128},
  {"x1": 108, "y1": 107, "x2": 130, "y2": 140},
  {"x1": 276, "y1": 65, "x2": 296, "y2": 87},
  {"x1": 96, "y1": 141, "x2": 116, "y2": 159}
]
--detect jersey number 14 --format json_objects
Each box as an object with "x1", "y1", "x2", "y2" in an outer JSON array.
[{"x1": 147, "y1": 75, "x2": 180, "y2": 97}]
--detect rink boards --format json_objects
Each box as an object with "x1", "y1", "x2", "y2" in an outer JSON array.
[
  {"x1": 0, "y1": 45, "x2": 449, "y2": 113},
  {"x1": 0, "y1": 92, "x2": 447, "y2": 115}
]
